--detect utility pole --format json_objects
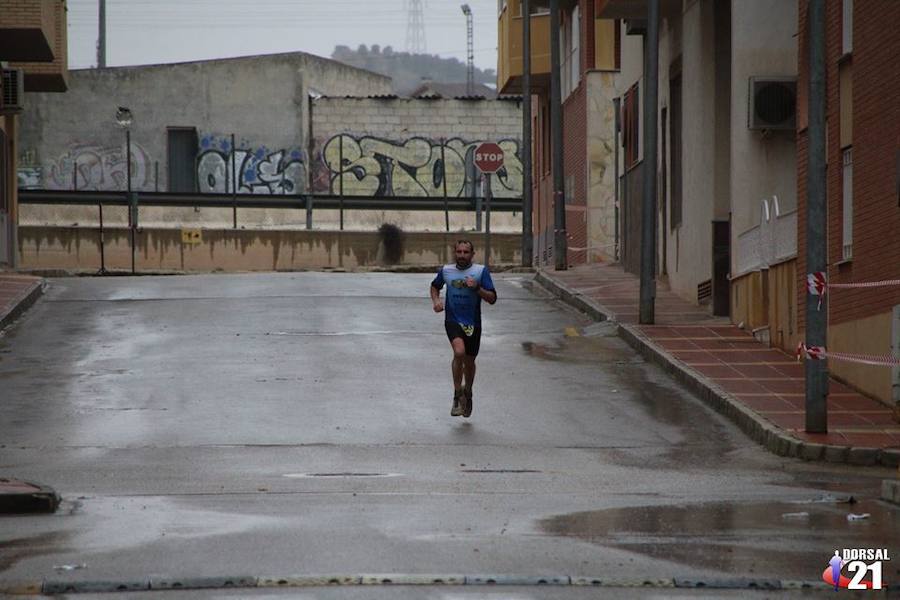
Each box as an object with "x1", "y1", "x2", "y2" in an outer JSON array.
[
  {"x1": 521, "y1": 0, "x2": 533, "y2": 267},
  {"x1": 97, "y1": 0, "x2": 106, "y2": 68},
  {"x1": 549, "y1": 0, "x2": 567, "y2": 270},
  {"x1": 805, "y1": 0, "x2": 828, "y2": 432},
  {"x1": 461, "y1": 4, "x2": 474, "y2": 96},
  {"x1": 639, "y1": 0, "x2": 660, "y2": 324}
]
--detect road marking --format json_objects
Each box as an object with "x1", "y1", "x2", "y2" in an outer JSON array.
[
  {"x1": 282, "y1": 472, "x2": 403, "y2": 478},
  {"x1": 3, "y1": 574, "x2": 829, "y2": 595}
]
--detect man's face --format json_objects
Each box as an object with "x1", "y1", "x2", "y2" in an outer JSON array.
[{"x1": 455, "y1": 244, "x2": 474, "y2": 268}]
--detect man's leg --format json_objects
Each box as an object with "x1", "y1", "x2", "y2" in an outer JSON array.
[
  {"x1": 461, "y1": 356, "x2": 476, "y2": 417},
  {"x1": 451, "y1": 338, "x2": 466, "y2": 390},
  {"x1": 463, "y1": 357, "x2": 476, "y2": 393},
  {"x1": 450, "y1": 338, "x2": 466, "y2": 416}
]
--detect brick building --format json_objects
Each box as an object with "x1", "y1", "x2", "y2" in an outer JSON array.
[
  {"x1": 0, "y1": 0, "x2": 68, "y2": 267},
  {"x1": 497, "y1": 0, "x2": 619, "y2": 268},
  {"x1": 797, "y1": 0, "x2": 900, "y2": 406}
]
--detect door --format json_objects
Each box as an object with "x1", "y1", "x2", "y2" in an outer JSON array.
[
  {"x1": 167, "y1": 128, "x2": 198, "y2": 193},
  {"x1": 0, "y1": 129, "x2": 9, "y2": 266}
]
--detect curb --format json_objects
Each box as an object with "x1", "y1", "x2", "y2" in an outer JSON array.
[
  {"x1": 534, "y1": 270, "x2": 898, "y2": 469},
  {"x1": 0, "y1": 479, "x2": 61, "y2": 514},
  {"x1": 0, "y1": 574, "x2": 840, "y2": 595},
  {"x1": 0, "y1": 277, "x2": 44, "y2": 333}
]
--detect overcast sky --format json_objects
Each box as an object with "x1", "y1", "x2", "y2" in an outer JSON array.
[{"x1": 67, "y1": 0, "x2": 500, "y2": 73}]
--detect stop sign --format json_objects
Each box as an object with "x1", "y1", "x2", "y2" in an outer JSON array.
[{"x1": 473, "y1": 142, "x2": 505, "y2": 173}]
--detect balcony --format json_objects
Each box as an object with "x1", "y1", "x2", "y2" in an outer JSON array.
[
  {"x1": 497, "y1": 0, "x2": 551, "y2": 95},
  {"x1": 596, "y1": 0, "x2": 681, "y2": 20},
  {"x1": 6, "y1": 0, "x2": 69, "y2": 92},
  {"x1": 0, "y1": 0, "x2": 56, "y2": 61}
]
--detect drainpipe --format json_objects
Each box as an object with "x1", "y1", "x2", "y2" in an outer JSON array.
[
  {"x1": 550, "y1": 0, "x2": 567, "y2": 270},
  {"x1": 639, "y1": 0, "x2": 659, "y2": 324},
  {"x1": 522, "y1": 0, "x2": 533, "y2": 267}
]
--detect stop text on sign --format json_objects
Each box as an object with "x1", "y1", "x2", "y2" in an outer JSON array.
[{"x1": 473, "y1": 142, "x2": 504, "y2": 173}]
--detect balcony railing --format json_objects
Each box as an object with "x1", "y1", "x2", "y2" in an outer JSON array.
[{"x1": 497, "y1": 2, "x2": 551, "y2": 94}]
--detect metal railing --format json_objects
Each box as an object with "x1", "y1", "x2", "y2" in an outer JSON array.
[{"x1": 18, "y1": 189, "x2": 522, "y2": 274}]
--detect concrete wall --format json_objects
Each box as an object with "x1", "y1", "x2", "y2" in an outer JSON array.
[
  {"x1": 585, "y1": 70, "x2": 621, "y2": 263},
  {"x1": 17, "y1": 52, "x2": 392, "y2": 194},
  {"x1": 671, "y1": 0, "x2": 717, "y2": 303},
  {"x1": 730, "y1": 258, "x2": 798, "y2": 352},
  {"x1": 830, "y1": 310, "x2": 895, "y2": 407},
  {"x1": 18, "y1": 226, "x2": 522, "y2": 273},
  {"x1": 729, "y1": 0, "x2": 797, "y2": 265},
  {"x1": 310, "y1": 96, "x2": 523, "y2": 232}
]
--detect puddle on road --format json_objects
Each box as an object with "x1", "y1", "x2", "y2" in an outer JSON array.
[
  {"x1": 539, "y1": 499, "x2": 900, "y2": 580},
  {"x1": 521, "y1": 336, "x2": 639, "y2": 365},
  {"x1": 0, "y1": 532, "x2": 72, "y2": 574}
]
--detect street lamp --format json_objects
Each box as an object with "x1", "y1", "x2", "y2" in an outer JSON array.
[
  {"x1": 461, "y1": 4, "x2": 474, "y2": 96},
  {"x1": 115, "y1": 106, "x2": 136, "y2": 273},
  {"x1": 115, "y1": 106, "x2": 133, "y2": 197}
]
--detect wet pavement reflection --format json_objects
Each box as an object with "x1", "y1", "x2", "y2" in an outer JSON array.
[{"x1": 540, "y1": 498, "x2": 900, "y2": 581}]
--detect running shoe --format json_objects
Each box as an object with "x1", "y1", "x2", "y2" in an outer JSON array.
[
  {"x1": 451, "y1": 390, "x2": 464, "y2": 416},
  {"x1": 462, "y1": 386, "x2": 473, "y2": 418}
]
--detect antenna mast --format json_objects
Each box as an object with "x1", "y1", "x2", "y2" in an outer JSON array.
[{"x1": 406, "y1": 0, "x2": 427, "y2": 53}]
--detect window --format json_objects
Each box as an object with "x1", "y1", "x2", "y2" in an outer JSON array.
[
  {"x1": 561, "y1": 6, "x2": 580, "y2": 98},
  {"x1": 530, "y1": 0, "x2": 550, "y2": 15},
  {"x1": 669, "y1": 75, "x2": 682, "y2": 228},
  {"x1": 839, "y1": 61, "x2": 852, "y2": 148},
  {"x1": 842, "y1": 147, "x2": 853, "y2": 260},
  {"x1": 516, "y1": 0, "x2": 549, "y2": 16},
  {"x1": 842, "y1": 0, "x2": 853, "y2": 54},
  {"x1": 542, "y1": 102, "x2": 551, "y2": 175},
  {"x1": 623, "y1": 82, "x2": 640, "y2": 170}
]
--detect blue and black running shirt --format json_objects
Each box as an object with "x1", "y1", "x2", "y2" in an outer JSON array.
[{"x1": 431, "y1": 263, "x2": 495, "y2": 327}]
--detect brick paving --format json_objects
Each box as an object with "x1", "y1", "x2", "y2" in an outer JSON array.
[
  {"x1": 0, "y1": 273, "x2": 50, "y2": 510},
  {"x1": 0, "y1": 273, "x2": 43, "y2": 330},
  {"x1": 544, "y1": 263, "x2": 900, "y2": 452}
]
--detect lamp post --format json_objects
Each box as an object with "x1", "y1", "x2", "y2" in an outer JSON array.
[
  {"x1": 461, "y1": 4, "x2": 474, "y2": 96},
  {"x1": 115, "y1": 106, "x2": 135, "y2": 274}
]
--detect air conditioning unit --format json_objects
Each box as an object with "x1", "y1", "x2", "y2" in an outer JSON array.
[
  {"x1": 1, "y1": 69, "x2": 25, "y2": 113},
  {"x1": 748, "y1": 76, "x2": 796, "y2": 130}
]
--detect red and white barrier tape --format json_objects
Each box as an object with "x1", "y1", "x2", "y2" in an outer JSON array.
[
  {"x1": 567, "y1": 242, "x2": 618, "y2": 253},
  {"x1": 807, "y1": 272, "x2": 900, "y2": 310},
  {"x1": 796, "y1": 342, "x2": 900, "y2": 366}
]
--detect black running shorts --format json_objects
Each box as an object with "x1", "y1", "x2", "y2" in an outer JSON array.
[{"x1": 445, "y1": 321, "x2": 482, "y2": 357}]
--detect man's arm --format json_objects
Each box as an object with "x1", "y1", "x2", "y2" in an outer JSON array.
[
  {"x1": 476, "y1": 286, "x2": 497, "y2": 305},
  {"x1": 430, "y1": 284, "x2": 444, "y2": 312}
]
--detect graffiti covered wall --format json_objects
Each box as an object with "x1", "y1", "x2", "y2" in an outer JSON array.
[
  {"x1": 311, "y1": 97, "x2": 522, "y2": 199},
  {"x1": 197, "y1": 135, "x2": 306, "y2": 195},
  {"x1": 38, "y1": 143, "x2": 154, "y2": 191},
  {"x1": 17, "y1": 52, "x2": 391, "y2": 193},
  {"x1": 319, "y1": 134, "x2": 521, "y2": 198}
]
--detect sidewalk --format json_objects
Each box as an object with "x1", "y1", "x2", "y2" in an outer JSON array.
[
  {"x1": 0, "y1": 273, "x2": 44, "y2": 332},
  {"x1": 536, "y1": 263, "x2": 900, "y2": 469},
  {"x1": 0, "y1": 273, "x2": 59, "y2": 514}
]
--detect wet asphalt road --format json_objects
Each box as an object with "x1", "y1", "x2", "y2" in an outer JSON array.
[{"x1": 0, "y1": 272, "x2": 897, "y2": 595}]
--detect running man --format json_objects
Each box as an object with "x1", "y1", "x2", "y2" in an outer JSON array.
[{"x1": 430, "y1": 240, "x2": 497, "y2": 417}]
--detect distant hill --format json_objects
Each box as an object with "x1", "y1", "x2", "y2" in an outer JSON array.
[{"x1": 331, "y1": 44, "x2": 496, "y2": 96}]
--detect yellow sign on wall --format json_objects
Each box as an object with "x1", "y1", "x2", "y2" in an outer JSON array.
[{"x1": 181, "y1": 228, "x2": 202, "y2": 245}]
